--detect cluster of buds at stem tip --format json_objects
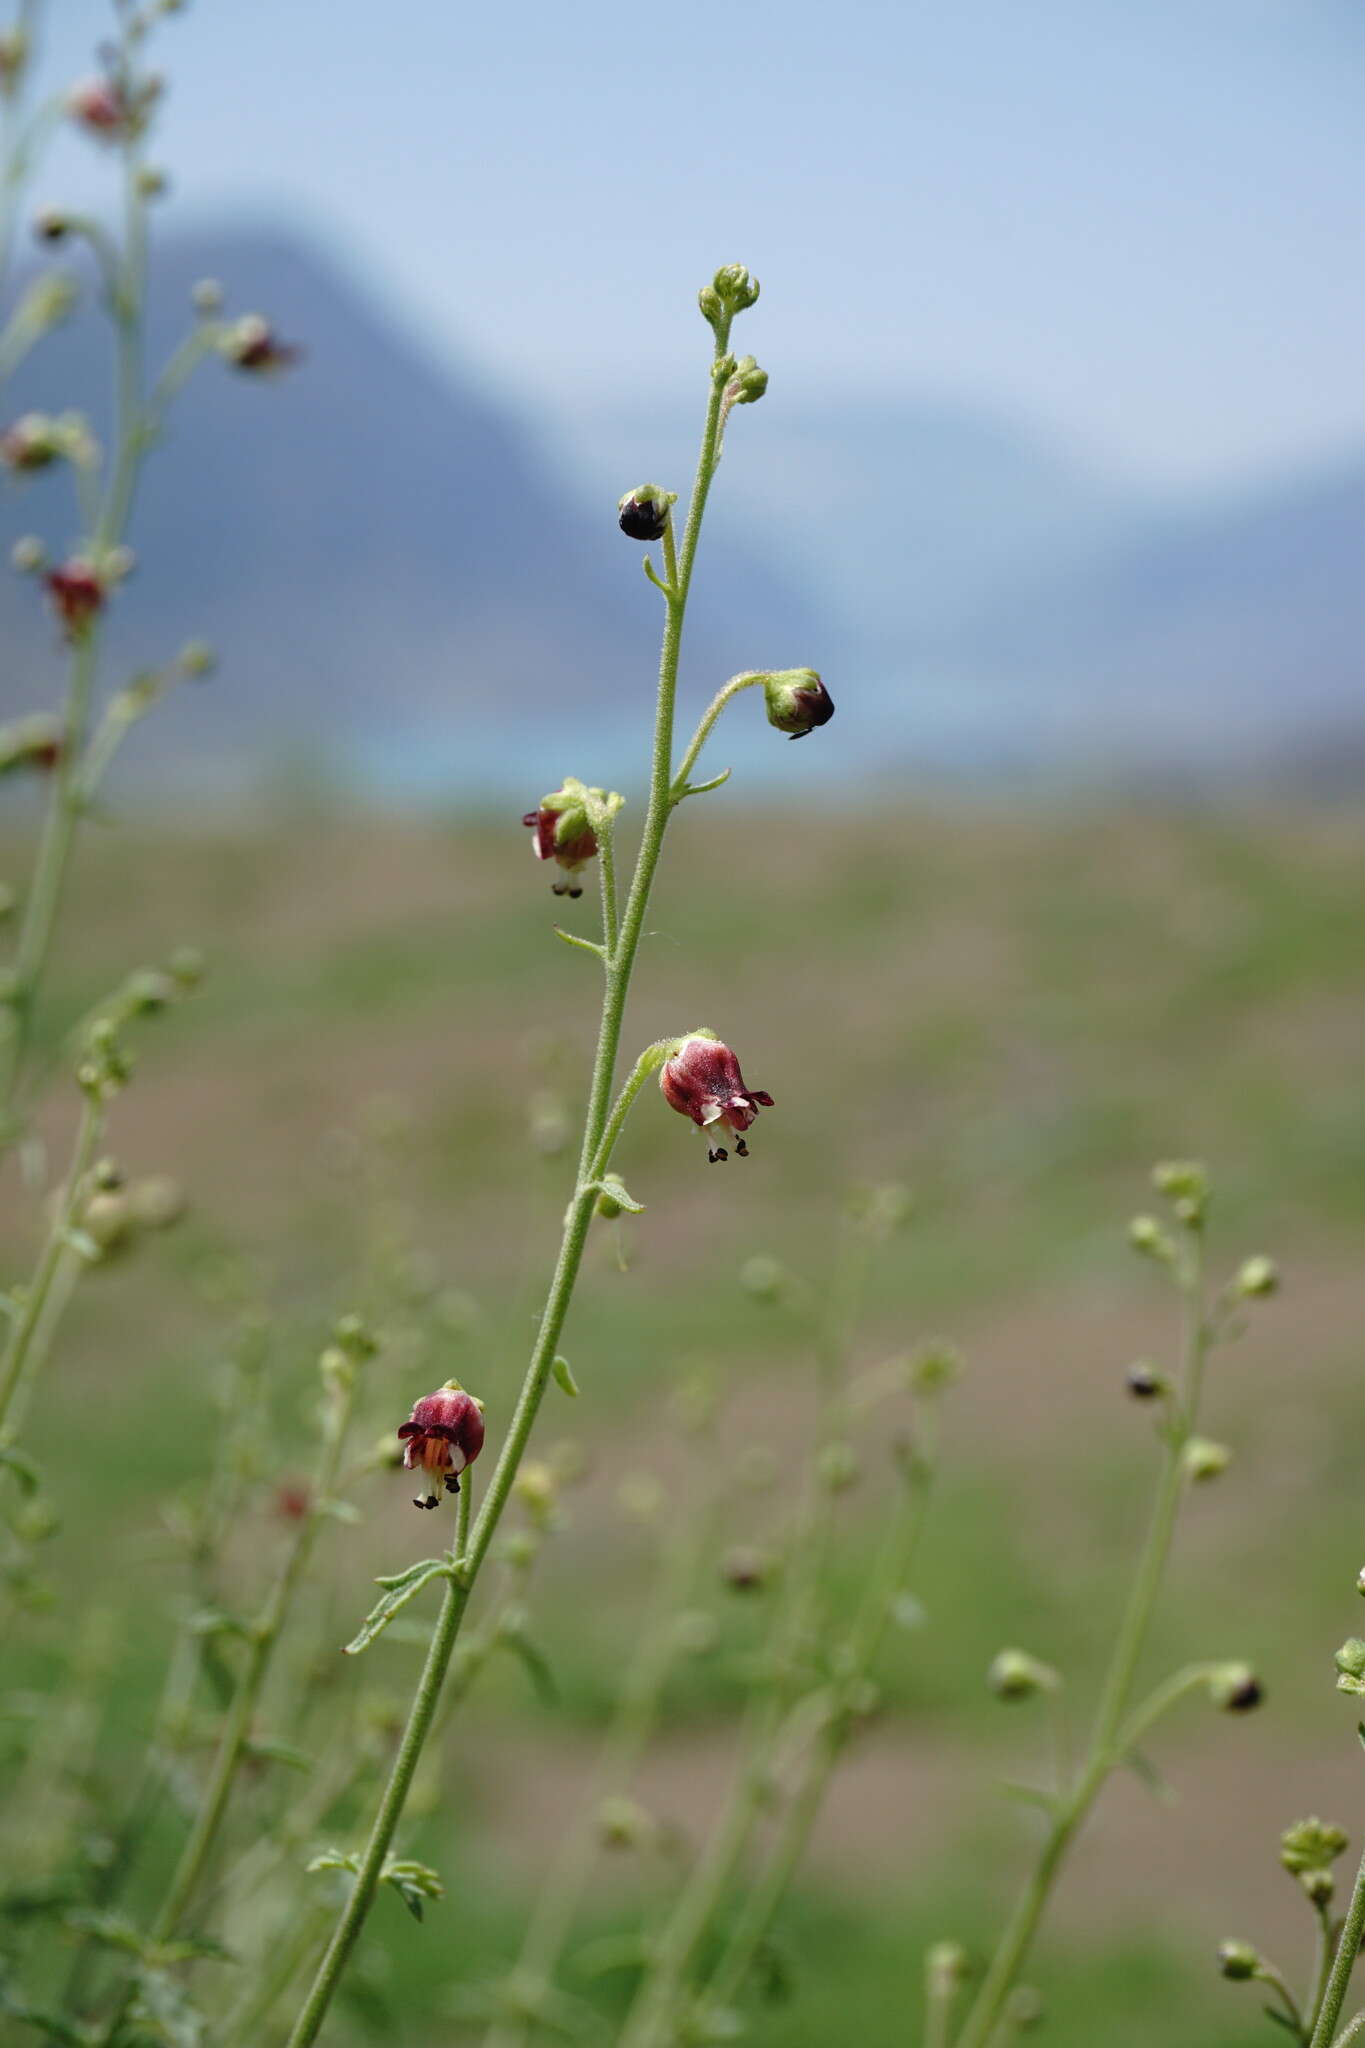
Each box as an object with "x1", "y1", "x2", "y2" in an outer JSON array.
[
  {"x1": 660, "y1": 1031, "x2": 773, "y2": 1163},
  {"x1": 759, "y1": 668, "x2": 836, "y2": 740},
  {"x1": 1334, "y1": 1638, "x2": 1365, "y2": 1696},
  {"x1": 522, "y1": 777, "x2": 621, "y2": 897},
  {"x1": 1281, "y1": 1818, "x2": 1348, "y2": 1905},
  {"x1": 617, "y1": 483, "x2": 675, "y2": 543},
  {"x1": 698, "y1": 262, "x2": 760, "y2": 330},
  {"x1": 397, "y1": 1380, "x2": 486, "y2": 1511}
]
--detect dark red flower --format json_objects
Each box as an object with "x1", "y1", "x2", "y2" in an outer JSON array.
[
  {"x1": 45, "y1": 559, "x2": 105, "y2": 638},
  {"x1": 522, "y1": 777, "x2": 599, "y2": 898},
  {"x1": 275, "y1": 1481, "x2": 311, "y2": 1521},
  {"x1": 660, "y1": 1034, "x2": 774, "y2": 1163},
  {"x1": 67, "y1": 76, "x2": 129, "y2": 135},
  {"x1": 224, "y1": 315, "x2": 301, "y2": 374},
  {"x1": 397, "y1": 1382, "x2": 486, "y2": 1511}
]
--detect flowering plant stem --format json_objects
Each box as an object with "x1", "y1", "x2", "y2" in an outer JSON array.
[
  {"x1": 1308, "y1": 1848, "x2": 1365, "y2": 2048},
  {"x1": 952, "y1": 1235, "x2": 1209, "y2": 2048},
  {"x1": 284, "y1": 297, "x2": 745, "y2": 2048},
  {"x1": 0, "y1": 105, "x2": 148, "y2": 1136}
]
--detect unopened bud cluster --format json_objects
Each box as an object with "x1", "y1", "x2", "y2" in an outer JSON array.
[{"x1": 987, "y1": 1648, "x2": 1059, "y2": 1701}]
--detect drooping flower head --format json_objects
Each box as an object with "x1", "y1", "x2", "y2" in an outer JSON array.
[
  {"x1": 660, "y1": 1032, "x2": 774, "y2": 1163},
  {"x1": 522, "y1": 777, "x2": 601, "y2": 898},
  {"x1": 45, "y1": 558, "x2": 105, "y2": 639},
  {"x1": 762, "y1": 669, "x2": 835, "y2": 739},
  {"x1": 397, "y1": 1380, "x2": 486, "y2": 1511},
  {"x1": 222, "y1": 314, "x2": 302, "y2": 375}
]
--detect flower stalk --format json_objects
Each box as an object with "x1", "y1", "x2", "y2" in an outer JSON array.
[
  {"x1": 951, "y1": 1230, "x2": 1215, "y2": 2048},
  {"x1": 284, "y1": 278, "x2": 763, "y2": 2048}
]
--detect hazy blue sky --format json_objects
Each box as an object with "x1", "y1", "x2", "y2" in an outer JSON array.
[{"x1": 39, "y1": 0, "x2": 1365, "y2": 492}]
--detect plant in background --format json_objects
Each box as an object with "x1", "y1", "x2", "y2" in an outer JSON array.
[
  {"x1": 0, "y1": 0, "x2": 296, "y2": 1505},
  {"x1": 935, "y1": 1162, "x2": 1279, "y2": 2048},
  {"x1": 1212, "y1": 1614, "x2": 1365, "y2": 2048}
]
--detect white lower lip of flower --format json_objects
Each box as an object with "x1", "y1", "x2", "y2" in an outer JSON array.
[{"x1": 699, "y1": 1102, "x2": 725, "y2": 1127}]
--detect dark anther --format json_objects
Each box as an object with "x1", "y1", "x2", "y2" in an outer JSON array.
[
  {"x1": 444, "y1": 1472, "x2": 461, "y2": 1495},
  {"x1": 413, "y1": 1493, "x2": 439, "y2": 1510},
  {"x1": 735, "y1": 1138, "x2": 749, "y2": 1156},
  {"x1": 708, "y1": 1146, "x2": 728, "y2": 1163}
]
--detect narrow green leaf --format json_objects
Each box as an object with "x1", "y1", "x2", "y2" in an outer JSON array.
[
  {"x1": 345, "y1": 1559, "x2": 451, "y2": 1655},
  {"x1": 595, "y1": 1174, "x2": 645, "y2": 1215}
]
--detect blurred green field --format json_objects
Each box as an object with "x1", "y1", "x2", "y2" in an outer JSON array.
[{"x1": 3, "y1": 795, "x2": 1364, "y2": 2046}]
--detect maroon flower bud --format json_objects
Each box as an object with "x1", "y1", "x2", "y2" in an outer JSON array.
[
  {"x1": 617, "y1": 484, "x2": 674, "y2": 542},
  {"x1": 0, "y1": 714, "x2": 65, "y2": 777},
  {"x1": 762, "y1": 669, "x2": 835, "y2": 739},
  {"x1": 275, "y1": 1481, "x2": 311, "y2": 1521},
  {"x1": 45, "y1": 559, "x2": 105, "y2": 639},
  {"x1": 1, "y1": 413, "x2": 62, "y2": 472},
  {"x1": 660, "y1": 1032, "x2": 774, "y2": 1164},
  {"x1": 222, "y1": 314, "x2": 301, "y2": 375},
  {"x1": 397, "y1": 1380, "x2": 486, "y2": 1511},
  {"x1": 523, "y1": 777, "x2": 599, "y2": 898},
  {"x1": 67, "y1": 75, "x2": 130, "y2": 136}
]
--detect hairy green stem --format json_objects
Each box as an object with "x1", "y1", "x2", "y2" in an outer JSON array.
[
  {"x1": 952, "y1": 1237, "x2": 1208, "y2": 2048},
  {"x1": 671, "y1": 671, "x2": 765, "y2": 798},
  {"x1": 1331, "y1": 2013, "x2": 1365, "y2": 2048},
  {"x1": 284, "y1": 304, "x2": 740, "y2": 2048},
  {"x1": 1310, "y1": 1846, "x2": 1365, "y2": 2048}
]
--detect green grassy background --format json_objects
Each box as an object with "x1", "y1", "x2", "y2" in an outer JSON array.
[{"x1": 3, "y1": 796, "x2": 1364, "y2": 2046}]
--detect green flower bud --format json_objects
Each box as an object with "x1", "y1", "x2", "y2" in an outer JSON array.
[
  {"x1": 1183, "y1": 1437, "x2": 1232, "y2": 1481},
  {"x1": 1207, "y1": 1662, "x2": 1262, "y2": 1712},
  {"x1": 1236, "y1": 1255, "x2": 1279, "y2": 1299},
  {"x1": 739, "y1": 1254, "x2": 785, "y2": 1301},
  {"x1": 1152, "y1": 1159, "x2": 1209, "y2": 1209},
  {"x1": 1301, "y1": 1866, "x2": 1335, "y2": 1907},
  {"x1": 711, "y1": 263, "x2": 760, "y2": 311},
  {"x1": 724, "y1": 353, "x2": 768, "y2": 407},
  {"x1": 818, "y1": 1441, "x2": 860, "y2": 1492},
  {"x1": 761, "y1": 669, "x2": 836, "y2": 740},
  {"x1": 1128, "y1": 1214, "x2": 1175, "y2": 1260},
  {"x1": 1281, "y1": 1818, "x2": 1349, "y2": 1874},
  {"x1": 1336, "y1": 1641, "x2": 1365, "y2": 1676},
  {"x1": 987, "y1": 1648, "x2": 1059, "y2": 1701},
  {"x1": 597, "y1": 1794, "x2": 654, "y2": 1850},
  {"x1": 925, "y1": 1941, "x2": 970, "y2": 1993},
  {"x1": 1217, "y1": 1938, "x2": 1260, "y2": 1981},
  {"x1": 722, "y1": 1545, "x2": 773, "y2": 1593}
]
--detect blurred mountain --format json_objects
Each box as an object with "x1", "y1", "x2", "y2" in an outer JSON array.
[
  {"x1": 2, "y1": 222, "x2": 1363, "y2": 791},
  {"x1": 935, "y1": 453, "x2": 1365, "y2": 760},
  {"x1": 0, "y1": 225, "x2": 839, "y2": 790}
]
